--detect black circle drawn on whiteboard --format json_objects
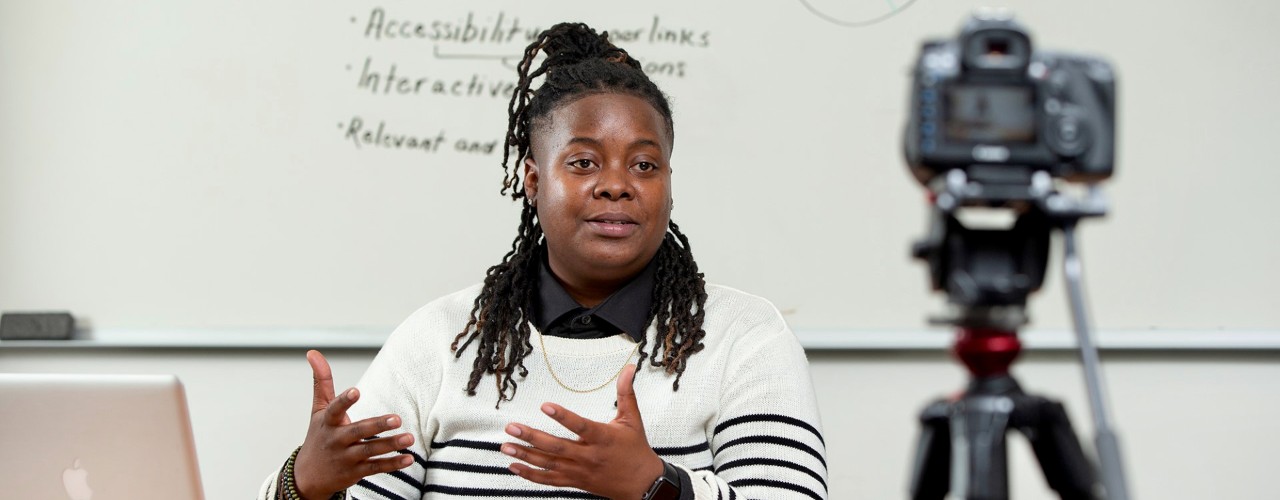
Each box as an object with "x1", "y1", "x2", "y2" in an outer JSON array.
[{"x1": 798, "y1": 0, "x2": 922, "y2": 27}]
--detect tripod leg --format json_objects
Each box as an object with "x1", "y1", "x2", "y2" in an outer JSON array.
[
  {"x1": 954, "y1": 394, "x2": 1015, "y2": 500},
  {"x1": 910, "y1": 400, "x2": 952, "y2": 500},
  {"x1": 1015, "y1": 396, "x2": 1100, "y2": 500}
]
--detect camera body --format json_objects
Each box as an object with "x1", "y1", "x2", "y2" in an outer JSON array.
[{"x1": 904, "y1": 13, "x2": 1117, "y2": 188}]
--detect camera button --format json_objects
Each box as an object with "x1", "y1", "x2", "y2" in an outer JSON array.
[
  {"x1": 1049, "y1": 116, "x2": 1089, "y2": 157},
  {"x1": 1059, "y1": 121, "x2": 1079, "y2": 142}
]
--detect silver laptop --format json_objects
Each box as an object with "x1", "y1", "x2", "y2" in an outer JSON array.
[{"x1": 0, "y1": 373, "x2": 205, "y2": 500}]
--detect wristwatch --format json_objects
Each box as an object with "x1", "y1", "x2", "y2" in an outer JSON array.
[{"x1": 641, "y1": 460, "x2": 682, "y2": 500}]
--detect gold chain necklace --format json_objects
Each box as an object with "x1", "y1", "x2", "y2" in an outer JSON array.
[{"x1": 538, "y1": 331, "x2": 639, "y2": 393}]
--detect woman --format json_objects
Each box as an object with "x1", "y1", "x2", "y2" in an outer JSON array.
[{"x1": 260, "y1": 22, "x2": 826, "y2": 500}]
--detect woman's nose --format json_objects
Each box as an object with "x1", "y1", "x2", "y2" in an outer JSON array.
[{"x1": 593, "y1": 164, "x2": 632, "y2": 201}]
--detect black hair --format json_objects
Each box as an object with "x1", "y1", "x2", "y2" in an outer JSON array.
[{"x1": 449, "y1": 22, "x2": 707, "y2": 406}]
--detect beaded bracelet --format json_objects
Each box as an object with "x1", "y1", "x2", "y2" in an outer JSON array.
[{"x1": 279, "y1": 446, "x2": 344, "y2": 500}]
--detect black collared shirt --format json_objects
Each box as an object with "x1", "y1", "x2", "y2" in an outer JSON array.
[{"x1": 534, "y1": 250, "x2": 656, "y2": 342}]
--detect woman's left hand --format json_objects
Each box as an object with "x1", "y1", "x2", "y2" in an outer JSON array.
[{"x1": 503, "y1": 364, "x2": 664, "y2": 499}]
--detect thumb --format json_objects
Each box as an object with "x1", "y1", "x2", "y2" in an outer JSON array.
[
  {"x1": 307, "y1": 350, "x2": 336, "y2": 414},
  {"x1": 614, "y1": 364, "x2": 644, "y2": 428}
]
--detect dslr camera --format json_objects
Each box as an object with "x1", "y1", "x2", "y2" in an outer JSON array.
[
  {"x1": 904, "y1": 11, "x2": 1116, "y2": 192},
  {"x1": 901, "y1": 14, "x2": 1131, "y2": 500}
]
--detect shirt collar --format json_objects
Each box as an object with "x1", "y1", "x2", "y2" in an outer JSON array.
[{"x1": 535, "y1": 248, "x2": 657, "y2": 342}]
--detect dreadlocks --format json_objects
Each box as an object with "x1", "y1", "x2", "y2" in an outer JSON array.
[{"x1": 450, "y1": 22, "x2": 707, "y2": 406}]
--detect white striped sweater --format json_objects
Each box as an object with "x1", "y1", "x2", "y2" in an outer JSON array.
[{"x1": 260, "y1": 283, "x2": 827, "y2": 500}]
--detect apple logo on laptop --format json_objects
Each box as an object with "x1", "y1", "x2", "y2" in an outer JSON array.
[{"x1": 62, "y1": 458, "x2": 93, "y2": 500}]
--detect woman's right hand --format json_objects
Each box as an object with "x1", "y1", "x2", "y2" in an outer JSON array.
[{"x1": 293, "y1": 350, "x2": 416, "y2": 500}]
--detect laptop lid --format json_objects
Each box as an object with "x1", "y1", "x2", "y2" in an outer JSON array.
[{"x1": 0, "y1": 373, "x2": 205, "y2": 500}]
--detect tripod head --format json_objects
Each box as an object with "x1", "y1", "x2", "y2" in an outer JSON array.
[{"x1": 912, "y1": 168, "x2": 1107, "y2": 334}]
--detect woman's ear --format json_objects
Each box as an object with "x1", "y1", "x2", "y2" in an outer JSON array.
[{"x1": 523, "y1": 157, "x2": 539, "y2": 204}]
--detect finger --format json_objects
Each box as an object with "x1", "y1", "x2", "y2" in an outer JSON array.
[
  {"x1": 348, "y1": 432, "x2": 415, "y2": 461},
  {"x1": 614, "y1": 364, "x2": 643, "y2": 425},
  {"x1": 538, "y1": 403, "x2": 595, "y2": 440},
  {"x1": 324, "y1": 387, "x2": 360, "y2": 426},
  {"x1": 508, "y1": 462, "x2": 574, "y2": 488},
  {"x1": 307, "y1": 350, "x2": 336, "y2": 413},
  {"x1": 505, "y1": 423, "x2": 577, "y2": 456},
  {"x1": 501, "y1": 442, "x2": 576, "y2": 477},
  {"x1": 353, "y1": 454, "x2": 416, "y2": 480},
  {"x1": 342, "y1": 414, "x2": 408, "y2": 446}
]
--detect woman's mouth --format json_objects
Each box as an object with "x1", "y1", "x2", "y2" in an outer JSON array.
[{"x1": 586, "y1": 216, "x2": 639, "y2": 237}]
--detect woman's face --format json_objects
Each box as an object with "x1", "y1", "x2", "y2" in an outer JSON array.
[{"x1": 524, "y1": 92, "x2": 673, "y2": 291}]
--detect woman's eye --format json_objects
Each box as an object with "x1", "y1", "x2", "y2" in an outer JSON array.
[{"x1": 570, "y1": 159, "x2": 595, "y2": 169}]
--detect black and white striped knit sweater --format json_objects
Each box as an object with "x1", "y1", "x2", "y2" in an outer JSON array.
[{"x1": 260, "y1": 283, "x2": 827, "y2": 500}]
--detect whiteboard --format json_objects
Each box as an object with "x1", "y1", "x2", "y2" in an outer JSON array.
[{"x1": 2, "y1": 0, "x2": 1277, "y2": 333}]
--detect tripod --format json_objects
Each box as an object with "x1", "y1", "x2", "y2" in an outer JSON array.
[
  {"x1": 909, "y1": 327, "x2": 1097, "y2": 500},
  {"x1": 907, "y1": 169, "x2": 1130, "y2": 500}
]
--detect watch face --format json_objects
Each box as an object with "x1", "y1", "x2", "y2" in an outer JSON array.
[{"x1": 647, "y1": 478, "x2": 680, "y2": 500}]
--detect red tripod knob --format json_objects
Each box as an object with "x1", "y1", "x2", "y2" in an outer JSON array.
[{"x1": 953, "y1": 327, "x2": 1022, "y2": 377}]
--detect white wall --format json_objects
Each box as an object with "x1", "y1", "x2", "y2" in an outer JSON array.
[{"x1": 3, "y1": 347, "x2": 1277, "y2": 499}]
